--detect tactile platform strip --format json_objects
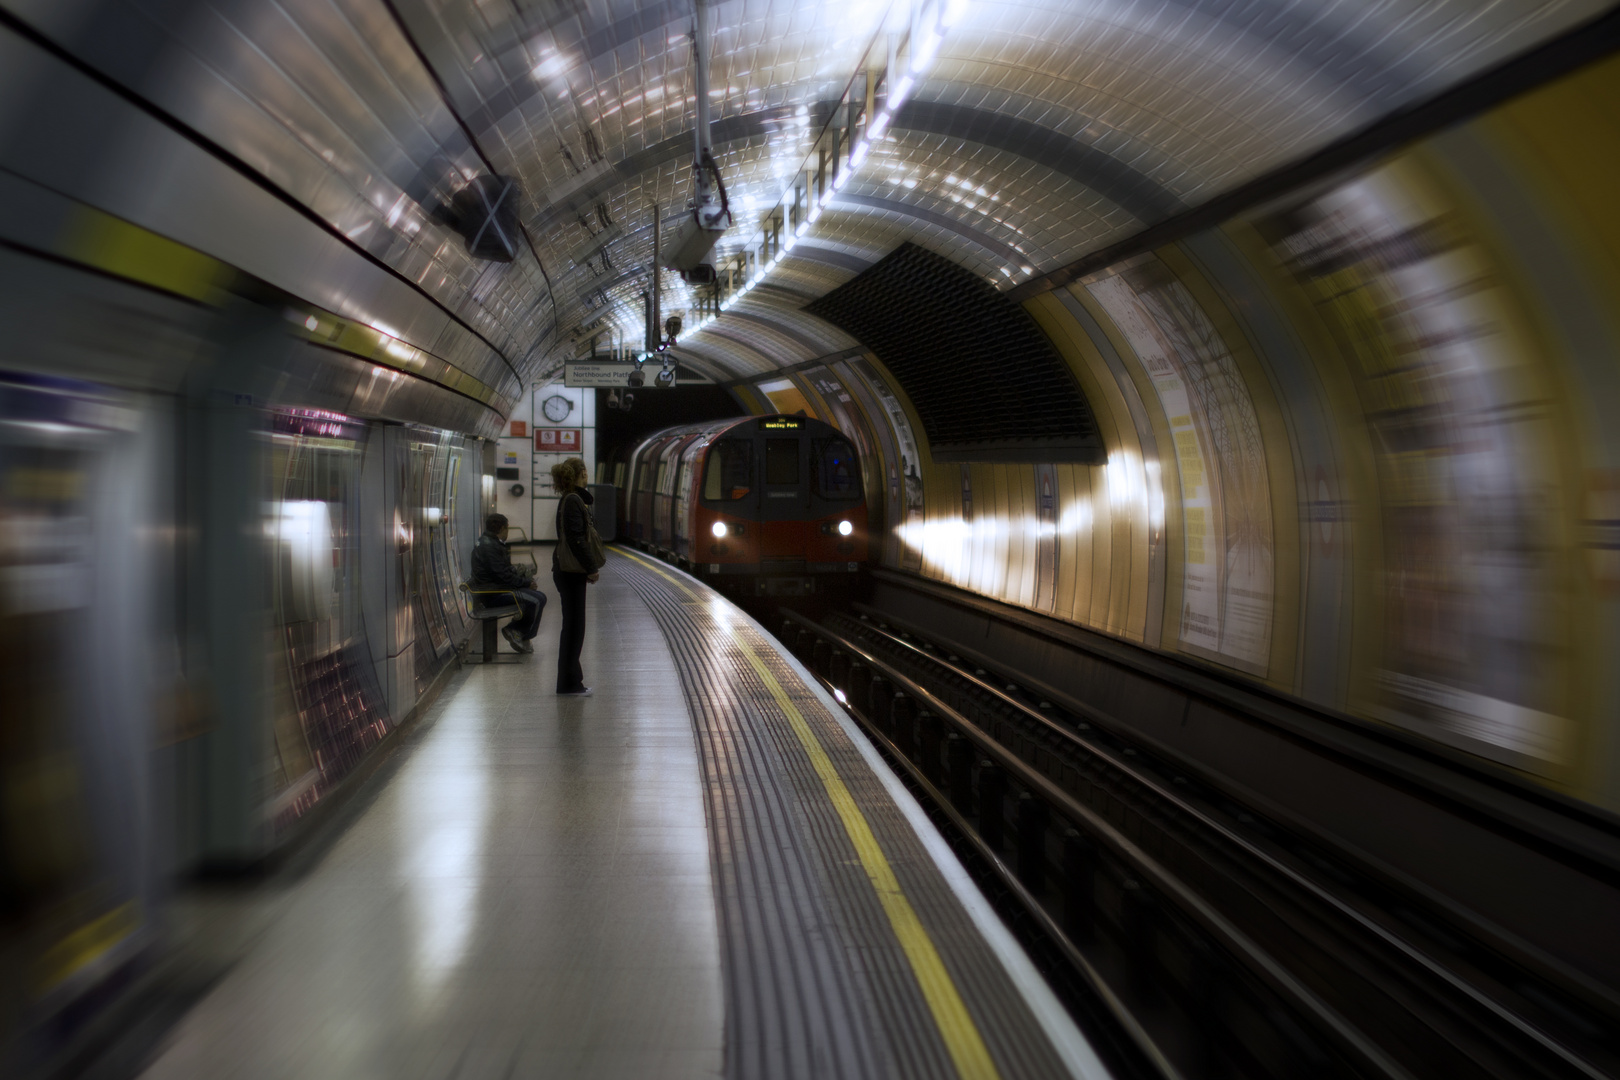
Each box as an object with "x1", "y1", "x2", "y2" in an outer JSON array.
[{"x1": 615, "y1": 551, "x2": 1074, "y2": 1080}]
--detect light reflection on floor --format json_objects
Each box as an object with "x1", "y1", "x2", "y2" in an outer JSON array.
[{"x1": 140, "y1": 564, "x2": 723, "y2": 1079}]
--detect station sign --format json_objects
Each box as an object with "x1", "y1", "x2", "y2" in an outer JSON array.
[{"x1": 563, "y1": 362, "x2": 680, "y2": 387}]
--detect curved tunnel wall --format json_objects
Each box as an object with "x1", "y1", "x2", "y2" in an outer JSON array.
[{"x1": 737, "y1": 52, "x2": 1620, "y2": 811}]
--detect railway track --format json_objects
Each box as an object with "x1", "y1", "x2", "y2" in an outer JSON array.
[{"x1": 777, "y1": 601, "x2": 1620, "y2": 1080}]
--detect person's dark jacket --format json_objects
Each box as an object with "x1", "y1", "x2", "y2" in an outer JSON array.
[
  {"x1": 553, "y1": 487, "x2": 599, "y2": 573},
  {"x1": 470, "y1": 532, "x2": 533, "y2": 596}
]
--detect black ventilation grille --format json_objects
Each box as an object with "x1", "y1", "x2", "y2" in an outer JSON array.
[{"x1": 805, "y1": 243, "x2": 1105, "y2": 463}]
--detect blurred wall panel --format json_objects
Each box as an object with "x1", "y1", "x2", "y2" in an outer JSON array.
[
  {"x1": 1247, "y1": 156, "x2": 1581, "y2": 781},
  {"x1": 0, "y1": 376, "x2": 157, "y2": 1068},
  {"x1": 189, "y1": 323, "x2": 275, "y2": 866},
  {"x1": 0, "y1": 192, "x2": 492, "y2": 1068},
  {"x1": 793, "y1": 52, "x2": 1620, "y2": 811},
  {"x1": 381, "y1": 424, "x2": 415, "y2": 719},
  {"x1": 1181, "y1": 229, "x2": 1355, "y2": 706}
]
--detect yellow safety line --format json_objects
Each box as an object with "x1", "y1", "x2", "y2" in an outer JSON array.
[
  {"x1": 34, "y1": 901, "x2": 138, "y2": 993},
  {"x1": 617, "y1": 550, "x2": 1002, "y2": 1080}
]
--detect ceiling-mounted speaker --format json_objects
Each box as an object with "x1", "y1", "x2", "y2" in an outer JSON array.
[{"x1": 435, "y1": 175, "x2": 522, "y2": 262}]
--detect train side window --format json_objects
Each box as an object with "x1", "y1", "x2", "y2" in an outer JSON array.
[
  {"x1": 703, "y1": 439, "x2": 752, "y2": 500},
  {"x1": 812, "y1": 437, "x2": 861, "y2": 499},
  {"x1": 765, "y1": 439, "x2": 800, "y2": 485}
]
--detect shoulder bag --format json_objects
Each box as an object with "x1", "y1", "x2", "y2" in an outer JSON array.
[{"x1": 555, "y1": 491, "x2": 606, "y2": 574}]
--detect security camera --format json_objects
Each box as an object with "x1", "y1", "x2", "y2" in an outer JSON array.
[
  {"x1": 655, "y1": 365, "x2": 677, "y2": 388},
  {"x1": 626, "y1": 365, "x2": 645, "y2": 388},
  {"x1": 663, "y1": 315, "x2": 683, "y2": 340},
  {"x1": 620, "y1": 391, "x2": 635, "y2": 410}
]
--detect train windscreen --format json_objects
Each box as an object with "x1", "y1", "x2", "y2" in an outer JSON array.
[
  {"x1": 812, "y1": 437, "x2": 861, "y2": 499},
  {"x1": 765, "y1": 439, "x2": 800, "y2": 485},
  {"x1": 702, "y1": 439, "x2": 752, "y2": 500}
]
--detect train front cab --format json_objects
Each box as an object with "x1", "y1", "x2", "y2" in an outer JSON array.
[{"x1": 685, "y1": 415, "x2": 867, "y2": 597}]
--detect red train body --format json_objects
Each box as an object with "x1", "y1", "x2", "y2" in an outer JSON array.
[{"x1": 614, "y1": 415, "x2": 869, "y2": 594}]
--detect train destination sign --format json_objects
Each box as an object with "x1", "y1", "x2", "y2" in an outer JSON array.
[{"x1": 564, "y1": 362, "x2": 679, "y2": 388}]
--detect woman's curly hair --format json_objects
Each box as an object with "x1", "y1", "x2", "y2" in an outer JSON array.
[{"x1": 550, "y1": 456, "x2": 588, "y2": 495}]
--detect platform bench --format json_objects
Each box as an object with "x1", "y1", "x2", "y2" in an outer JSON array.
[{"x1": 459, "y1": 583, "x2": 523, "y2": 663}]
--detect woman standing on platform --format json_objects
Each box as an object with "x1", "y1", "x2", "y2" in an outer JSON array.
[{"x1": 551, "y1": 457, "x2": 605, "y2": 696}]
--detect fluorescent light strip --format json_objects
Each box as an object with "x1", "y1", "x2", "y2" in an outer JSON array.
[{"x1": 693, "y1": 2, "x2": 966, "y2": 340}]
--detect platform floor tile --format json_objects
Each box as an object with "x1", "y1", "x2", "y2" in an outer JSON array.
[
  {"x1": 139, "y1": 568, "x2": 724, "y2": 1080},
  {"x1": 614, "y1": 550, "x2": 1099, "y2": 1080},
  {"x1": 139, "y1": 551, "x2": 1099, "y2": 1080}
]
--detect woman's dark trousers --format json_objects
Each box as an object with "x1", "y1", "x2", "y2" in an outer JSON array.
[{"x1": 552, "y1": 569, "x2": 589, "y2": 691}]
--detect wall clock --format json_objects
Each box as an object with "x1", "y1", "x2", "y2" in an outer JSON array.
[{"x1": 541, "y1": 394, "x2": 572, "y2": 422}]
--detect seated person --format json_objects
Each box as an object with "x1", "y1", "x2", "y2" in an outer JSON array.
[{"x1": 470, "y1": 513, "x2": 545, "y2": 653}]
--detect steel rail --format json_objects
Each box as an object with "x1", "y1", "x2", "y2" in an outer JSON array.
[
  {"x1": 785, "y1": 610, "x2": 1416, "y2": 1080},
  {"x1": 798, "y1": 654, "x2": 1184, "y2": 1080},
  {"x1": 843, "y1": 617, "x2": 1608, "y2": 1080}
]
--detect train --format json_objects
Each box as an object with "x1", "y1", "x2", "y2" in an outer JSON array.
[{"x1": 612, "y1": 415, "x2": 871, "y2": 595}]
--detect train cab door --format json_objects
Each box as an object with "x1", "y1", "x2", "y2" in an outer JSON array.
[
  {"x1": 631, "y1": 439, "x2": 664, "y2": 540},
  {"x1": 757, "y1": 419, "x2": 808, "y2": 559},
  {"x1": 660, "y1": 435, "x2": 697, "y2": 552},
  {"x1": 672, "y1": 437, "x2": 706, "y2": 557}
]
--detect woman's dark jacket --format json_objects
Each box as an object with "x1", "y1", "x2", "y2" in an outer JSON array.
[
  {"x1": 471, "y1": 532, "x2": 533, "y2": 592},
  {"x1": 553, "y1": 487, "x2": 597, "y2": 572}
]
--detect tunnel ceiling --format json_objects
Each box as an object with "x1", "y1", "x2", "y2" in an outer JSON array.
[
  {"x1": 420, "y1": 0, "x2": 1605, "y2": 387},
  {"x1": 23, "y1": 0, "x2": 1605, "y2": 395}
]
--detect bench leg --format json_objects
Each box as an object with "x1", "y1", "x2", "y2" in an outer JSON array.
[{"x1": 483, "y1": 619, "x2": 499, "y2": 662}]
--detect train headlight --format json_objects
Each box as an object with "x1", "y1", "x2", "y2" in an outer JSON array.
[
  {"x1": 711, "y1": 520, "x2": 728, "y2": 538},
  {"x1": 837, "y1": 520, "x2": 853, "y2": 536}
]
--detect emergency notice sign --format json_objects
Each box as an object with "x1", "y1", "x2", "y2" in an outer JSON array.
[{"x1": 535, "y1": 428, "x2": 581, "y2": 452}]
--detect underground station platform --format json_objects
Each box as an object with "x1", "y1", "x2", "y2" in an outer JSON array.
[{"x1": 136, "y1": 549, "x2": 1104, "y2": 1080}]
